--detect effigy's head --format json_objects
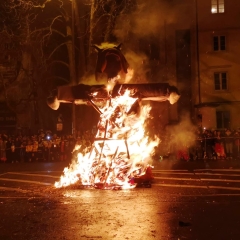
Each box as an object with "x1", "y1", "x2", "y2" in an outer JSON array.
[{"x1": 93, "y1": 43, "x2": 129, "y2": 82}]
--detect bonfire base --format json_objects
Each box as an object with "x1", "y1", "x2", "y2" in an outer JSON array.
[{"x1": 94, "y1": 183, "x2": 127, "y2": 190}]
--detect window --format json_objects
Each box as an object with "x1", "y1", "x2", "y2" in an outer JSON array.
[
  {"x1": 214, "y1": 72, "x2": 227, "y2": 90},
  {"x1": 216, "y1": 111, "x2": 230, "y2": 129},
  {"x1": 213, "y1": 36, "x2": 226, "y2": 51},
  {"x1": 211, "y1": 0, "x2": 225, "y2": 14}
]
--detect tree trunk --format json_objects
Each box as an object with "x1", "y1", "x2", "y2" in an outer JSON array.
[
  {"x1": 65, "y1": 13, "x2": 77, "y2": 86},
  {"x1": 74, "y1": 1, "x2": 87, "y2": 80}
]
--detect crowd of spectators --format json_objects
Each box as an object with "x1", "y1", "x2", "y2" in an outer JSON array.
[
  {"x1": 1, "y1": 127, "x2": 240, "y2": 164},
  {"x1": 0, "y1": 129, "x2": 94, "y2": 163},
  {"x1": 151, "y1": 128, "x2": 240, "y2": 162},
  {"x1": 181, "y1": 128, "x2": 240, "y2": 161}
]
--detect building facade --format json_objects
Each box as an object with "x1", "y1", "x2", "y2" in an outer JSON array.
[
  {"x1": 152, "y1": 0, "x2": 240, "y2": 131},
  {"x1": 194, "y1": 0, "x2": 240, "y2": 130}
]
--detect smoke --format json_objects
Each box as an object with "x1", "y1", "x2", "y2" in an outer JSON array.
[
  {"x1": 112, "y1": 1, "x2": 174, "y2": 83},
  {"x1": 112, "y1": 0, "x2": 194, "y2": 83},
  {"x1": 114, "y1": 1, "x2": 173, "y2": 40},
  {"x1": 166, "y1": 113, "x2": 197, "y2": 151},
  {"x1": 124, "y1": 50, "x2": 149, "y2": 83}
]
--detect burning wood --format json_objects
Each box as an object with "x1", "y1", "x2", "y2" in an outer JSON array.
[
  {"x1": 53, "y1": 82, "x2": 180, "y2": 190},
  {"x1": 47, "y1": 41, "x2": 180, "y2": 190}
]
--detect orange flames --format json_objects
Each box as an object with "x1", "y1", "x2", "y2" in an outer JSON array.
[{"x1": 55, "y1": 88, "x2": 159, "y2": 189}]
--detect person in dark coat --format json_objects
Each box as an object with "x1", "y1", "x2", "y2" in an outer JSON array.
[
  {"x1": 224, "y1": 129, "x2": 233, "y2": 159},
  {"x1": 14, "y1": 137, "x2": 22, "y2": 163},
  {"x1": 5, "y1": 137, "x2": 12, "y2": 163}
]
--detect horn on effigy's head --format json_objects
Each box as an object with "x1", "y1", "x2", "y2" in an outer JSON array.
[
  {"x1": 115, "y1": 43, "x2": 122, "y2": 50},
  {"x1": 93, "y1": 45, "x2": 101, "y2": 52}
]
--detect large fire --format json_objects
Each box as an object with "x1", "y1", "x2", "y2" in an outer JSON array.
[{"x1": 55, "y1": 88, "x2": 159, "y2": 189}]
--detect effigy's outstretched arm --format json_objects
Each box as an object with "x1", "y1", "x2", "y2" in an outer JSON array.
[{"x1": 47, "y1": 83, "x2": 180, "y2": 110}]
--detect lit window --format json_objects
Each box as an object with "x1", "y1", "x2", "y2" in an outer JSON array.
[
  {"x1": 216, "y1": 111, "x2": 230, "y2": 129},
  {"x1": 214, "y1": 72, "x2": 227, "y2": 90},
  {"x1": 211, "y1": 0, "x2": 225, "y2": 14},
  {"x1": 213, "y1": 36, "x2": 226, "y2": 51}
]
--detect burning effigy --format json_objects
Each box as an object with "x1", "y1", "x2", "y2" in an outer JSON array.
[{"x1": 48, "y1": 44, "x2": 180, "y2": 190}]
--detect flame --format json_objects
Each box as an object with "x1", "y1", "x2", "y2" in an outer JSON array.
[{"x1": 55, "y1": 90, "x2": 159, "y2": 189}]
